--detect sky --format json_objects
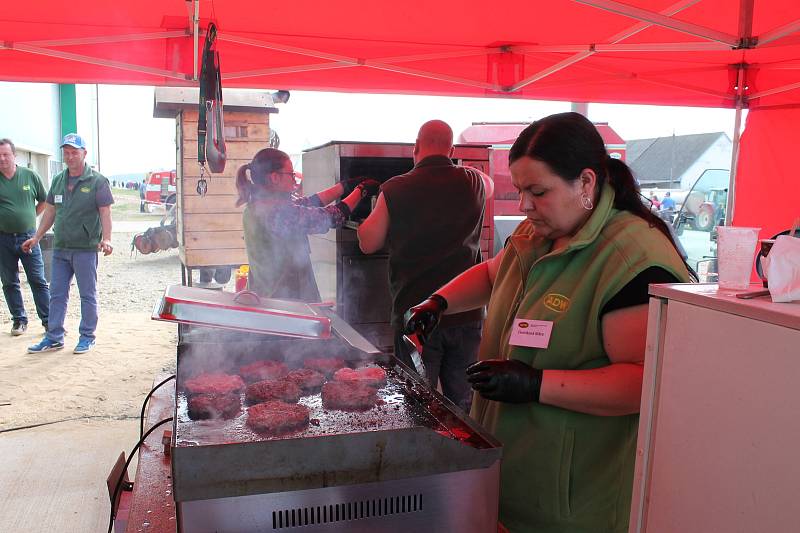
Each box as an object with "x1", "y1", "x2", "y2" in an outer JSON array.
[{"x1": 96, "y1": 85, "x2": 742, "y2": 176}]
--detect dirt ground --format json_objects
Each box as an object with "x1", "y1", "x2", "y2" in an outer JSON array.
[
  {"x1": 0, "y1": 191, "x2": 191, "y2": 431},
  {"x1": 0, "y1": 190, "x2": 227, "y2": 532}
]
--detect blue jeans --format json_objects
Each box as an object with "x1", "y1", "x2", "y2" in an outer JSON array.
[
  {"x1": 0, "y1": 230, "x2": 50, "y2": 325},
  {"x1": 48, "y1": 249, "x2": 98, "y2": 343},
  {"x1": 394, "y1": 320, "x2": 482, "y2": 412}
]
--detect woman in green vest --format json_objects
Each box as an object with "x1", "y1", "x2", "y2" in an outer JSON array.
[
  {"x1": 405, "y1": 112, "x2": 693, "y2": 532},
  {"x1": 235, "y1": 148, "x2": 378, "y2": 300}
]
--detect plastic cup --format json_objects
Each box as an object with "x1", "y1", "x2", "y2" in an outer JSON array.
[{"x1": 716, "y1": 226, "x2": 760, "y2": 290}]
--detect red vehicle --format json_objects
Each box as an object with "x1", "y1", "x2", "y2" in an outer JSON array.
[{"x1": 142, "y1": 170, "x2": 177, "y2": 212}]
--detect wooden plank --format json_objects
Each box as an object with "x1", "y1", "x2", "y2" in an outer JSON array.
[
  {"x1": 182, "y1": 157, "x2": 252, "y2": 179},
  {"x1": 183, "y1": 230, "x2": 245, "y2": 249},
  {"x1": 184, "y1": 247, "x2": 248, "y2": 267},
  {"x1": 181, "y1": 176, "x2": 239, "y2": 196},
  {"x1": 182, "y1": 122, "x2": 270, "y2": 142},
  {"x1": 182, "y1": 109, "x2": 268, "y2": 124},
  {"x1": 181, "y1": 195, "x2": 242, "y2": 214},
  {"x1": 182, "y1": 213, "x2": 243, "y2": 232}
]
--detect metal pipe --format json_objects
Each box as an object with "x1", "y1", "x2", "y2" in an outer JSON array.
[
  {"x1": 193, "y1": 0, "x2": 200, "y2": 81},
  {"x1": 725, "y1": 68, "x2": 745, "y2": 226},
  {"x1": 574, "y1": 0, "x2": 739, "y2": 46}
]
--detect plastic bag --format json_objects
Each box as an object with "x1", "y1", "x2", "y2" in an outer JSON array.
[{"x1": 765, "y1": 234, "x2": 800, "y2": 303}]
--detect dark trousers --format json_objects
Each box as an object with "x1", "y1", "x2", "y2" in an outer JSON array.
[
  {"x1": 0, "y1": 230, "x2": 50, "y2": 325},
  {"x1": 394, "y1": 320, "x2": 482, "y2": 413}
]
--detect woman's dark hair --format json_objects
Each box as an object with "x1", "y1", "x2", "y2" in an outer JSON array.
[
  {"x1": 509, "y1": 112, "x2": 690, "y2": 269},
  {"x1": 235, "y1": 148, "x2": 291, "y2": 206}
]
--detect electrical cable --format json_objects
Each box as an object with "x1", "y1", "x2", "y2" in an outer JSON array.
[
  {"x1": 108, "y1": 416, "x2": 174, "y2": 533},
  {"x1": 139, "y1": 374, "x2": 175, "y2": 441},
  {"x1": 0, "y1": 414, "x2": 136, "y2": 434}
]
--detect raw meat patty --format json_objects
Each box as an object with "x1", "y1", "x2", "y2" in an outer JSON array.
[
  {"x1": 187, "y1": 393, "x2": 241, "y2": 420},
  {"x1": 239, "y1": 360, "x2": 289, "y2": 383},
  {"x1": 245, "y1": 379, "x2": 302, "y2": 404},
  {"x1": 303, "y1": 357, "x2": 346, "y2": 377},
  {"x1": 322, "y1": 381, "x2": 379, "y2": 411},
  {"x1": 184, "y1": 373, "x2": 245, "y2": 395},
  {"x1": 333, "y1": 366, "x2": 387, "y2": 387},
  {"x1": 247, "y1": 401, "x2": 310, "y2": 434},
  {"x1": 285, "y1": 368, "x2": 326, "y2": 391}
]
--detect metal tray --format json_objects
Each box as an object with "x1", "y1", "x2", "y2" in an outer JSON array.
[{"x1": 152, "y1": 284, "x2": 332, "y2": 339}]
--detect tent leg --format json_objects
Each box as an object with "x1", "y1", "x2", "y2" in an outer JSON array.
[{"x1": 725, "y1": 74, "x2": 745, "y2": 226}]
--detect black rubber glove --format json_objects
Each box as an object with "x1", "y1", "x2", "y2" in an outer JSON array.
[
  {"x1": 341, "y1": 176, "x2": 370, "y2": 196},
  {"x1": 403, "y1": 294, "x2": 448, "y2": 344},
  {"x1": 356, "y1": 179, "x2": 381, "y2": 198},
  {"x1": 466, "y1": 359, "x2": 543, "y2": 403}
]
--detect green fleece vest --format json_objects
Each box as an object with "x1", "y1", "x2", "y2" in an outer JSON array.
[
  {"x1": 51, "y1": 165, "x2": 104, "y2": 250},
  {"x1": 473, "y1": 184, "x2": 690, "y2": 533}
]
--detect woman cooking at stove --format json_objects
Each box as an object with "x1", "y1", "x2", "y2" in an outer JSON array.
[
  {"x1": 235, "y1": 148, "x2": 378, "y2": 300},
  {"x1": 404, "y1": 112, "x2": 694, "y2": 532}
]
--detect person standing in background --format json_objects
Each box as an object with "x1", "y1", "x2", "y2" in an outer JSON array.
[
  {"x1": 0, "y1": 138, "x2": 50, "y2": 336},
  {"x1": 23, "y1": 133, "x2": 114, "y2": 354},
  {"x1": 357, "y1": 119, "x2": 493, "y2": 412}
]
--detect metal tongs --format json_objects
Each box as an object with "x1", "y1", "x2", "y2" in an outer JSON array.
[{"x1": 402, "y1": 330, "x2": 428, "y2": 383}]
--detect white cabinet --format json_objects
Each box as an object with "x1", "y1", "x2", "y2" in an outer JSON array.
[{"x1": 630, "y1": 283, "x2": 800, "y2": 533}]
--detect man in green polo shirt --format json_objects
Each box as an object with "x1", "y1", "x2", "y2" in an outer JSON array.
[
  {"x1": 0, "y1": 138, "x2": 51, "y2": 336},
  {"x1": 23, "y1": 133, "x2": 114, "y2": 354}
]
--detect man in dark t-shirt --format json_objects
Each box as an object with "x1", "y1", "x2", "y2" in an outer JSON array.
[
  {"x1": 23, "y1": 133, "x2": 114, "y2": 355},
  {"x1": 358, "y1": 120, "x2": 494, "y2": 411}
]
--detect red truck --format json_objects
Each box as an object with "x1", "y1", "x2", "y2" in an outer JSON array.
[{"x1": 141, "y1": 170, "x2": 177, "y2": 213}]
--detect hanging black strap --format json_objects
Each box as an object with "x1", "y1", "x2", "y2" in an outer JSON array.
[{"x1": 197, "y1": 23, "x2": 218, "y2": 167}]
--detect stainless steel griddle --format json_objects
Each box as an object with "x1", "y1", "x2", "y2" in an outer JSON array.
[{"x1": 153, "y1": 285, "x2": 502, "y2": 533}]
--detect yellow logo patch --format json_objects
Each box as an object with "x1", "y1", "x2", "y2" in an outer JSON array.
[
  {"x1": 22, "y1": 184, "x2": 31, "y2": 190},
  {"x1": 544, "y1": 293, "x2": 570, "y2": 313},
  {"x1": 80, "y1": 186, "x2": 91, "y2": 193}
]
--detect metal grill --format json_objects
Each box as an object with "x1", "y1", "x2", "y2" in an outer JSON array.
[{"x1": 272, "y1": 493, "x2": 423, "y2": 529}]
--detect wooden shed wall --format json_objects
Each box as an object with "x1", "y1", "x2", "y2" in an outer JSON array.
[{"x1": 177, "y1": 109, "x2": 269, "y2": 267}]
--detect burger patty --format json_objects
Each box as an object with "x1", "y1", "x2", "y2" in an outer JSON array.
[
  {"x1": 285, "y1": 368, "x2": 326, "y2": 391},
  {"x1": 322, "y1": 381, "x2": 379, "y2": 411},
  {"x1": 247, "y1": 401, "x2": 310, "y2": 434},
  {"x1": 245, "y1": 379, "x2": 303, "y2": 404},
  {"x1": 184, "y1": 373, "x2": 246, "y2": 396},
  {"x1": 333, "y1": 366, "x2": 387, "y2": 388},
  {"x1": 187, "y1": 393, "x2": 241, "y2": 420},
  {"x1": 303, "y1": 357, "x2": 346, "y2": 377},
  {"x1": 239, "y1": 360, "x2": 289, "y2": 383}
]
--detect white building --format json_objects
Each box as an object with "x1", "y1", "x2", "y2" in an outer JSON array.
[{"x1": 0, "y1": 82, "x2": 99, "y2": 186}]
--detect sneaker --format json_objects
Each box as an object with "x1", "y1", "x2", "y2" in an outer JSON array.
[
  {"x1": 28, "y1": 337, "x2": 65, "y2": 353},
  {"x1": 11, "y1": 321, "x2": 27, "y2": 336},
  {"x1": 74, "y1": 338, "x2": 95, "y2": 354}
]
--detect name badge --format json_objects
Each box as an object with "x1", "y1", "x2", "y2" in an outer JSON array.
[
  {"x1": 509, "y1": 319, "x2": 553, "y2": 349},
  {"x1": 54, "y1": 194, "x2": 63, "y2": 204}
]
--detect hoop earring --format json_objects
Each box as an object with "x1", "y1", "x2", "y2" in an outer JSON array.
[{"x1": 580, "y1": 194, "x2": 594, "y2": 211}]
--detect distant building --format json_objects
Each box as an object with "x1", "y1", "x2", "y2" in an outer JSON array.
[
  {"x1": 0, "y1": 82, "x2": 100, "y2": 186},
  {"x1": 627, "y1": 132, "x2": 731, "y2": 190}
]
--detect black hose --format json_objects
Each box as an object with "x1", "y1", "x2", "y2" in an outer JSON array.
[
  {"x1": 108, "y1": 416, "x2": 174, "y2": 533},
  {"x1": 139, "y1": 375, "x2": 175, "y2": 441}
]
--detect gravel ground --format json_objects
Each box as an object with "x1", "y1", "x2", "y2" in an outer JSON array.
[{"x1": 2, "y1": 190, "x2": 234, "y2": 329}]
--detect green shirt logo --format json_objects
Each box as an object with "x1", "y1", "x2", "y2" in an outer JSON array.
[
  {"x1": 544, "y1": 293, "x2": 570, "y2": 313},
  {"x1": 80, "y1": 186, "x2": 91, "y2": 193},
  {"x1": 22, "y1": 184, "x2": 30, "y2": 190}
]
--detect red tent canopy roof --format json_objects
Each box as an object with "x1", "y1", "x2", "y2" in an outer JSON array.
[{"x1": 2, "y1": 1, "x2": 799, "y2": 109}]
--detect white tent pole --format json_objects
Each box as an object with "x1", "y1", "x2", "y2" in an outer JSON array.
[
  {"x1": 574, "y1": 0, "x2": 739, "y2": 46},
  {"x1": 21, "y1": 31, "x2": 187, "y2": 48},
  {"x1": 725, "y1": 69, "x2": 745, "y2": 226},
  {"x1": 725, "y1": 0, "x2": 754, "y2": 225},
  {"x1": 757, "y1": 18, "x2": 800, "y2": 46}
]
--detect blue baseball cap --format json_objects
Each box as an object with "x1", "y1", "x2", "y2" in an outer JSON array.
[{"x1": 60, "y1": 133, "x2": 86, "y2": 150}]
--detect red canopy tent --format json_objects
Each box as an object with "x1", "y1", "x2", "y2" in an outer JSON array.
[{"x1": 1, "y1": 0, "x2": 799, "y2": 235}]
